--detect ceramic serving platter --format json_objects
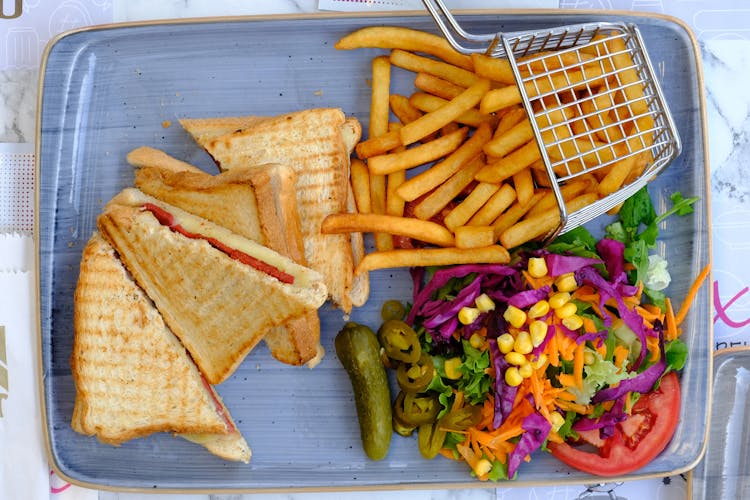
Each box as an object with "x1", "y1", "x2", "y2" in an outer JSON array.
[{"x1": 36, "y1": 10, "x2": 711, "y2": 492}]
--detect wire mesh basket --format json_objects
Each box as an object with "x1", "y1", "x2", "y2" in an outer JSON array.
[{"x1": 422, "y1": 0, "x2": 681, "y2": 241}]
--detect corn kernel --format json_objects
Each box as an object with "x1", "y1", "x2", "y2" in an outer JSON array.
[
  {"x1": 527, "y1": 257, "x2": 548, "y2": 278},
  {"x1": 529, "y1": 320, "x2": 548, "y2": 347},
  {"x1": 505, "y1": 351, "x2": 527, "y2": 366},
  {"x1": 514, "y1": 331, "x2": 533, "y2": 355},
  {"x1": 583, "y1": 350, "x2": 597, "y2": 365},
  {"x1": 444, "y1": 357, "x2": 463, "y2": 380},
  {"x1": 527, "y1": 299, "x2": 550, "y2": 319},
  {"x1": 475, "y1": 293, "x2": 496, "y2": 313},
  {"x1": 555, "y1": 301, "x2": 578, "y2": 320},
  {"x1": 473, "y1": 458, "x2": 493, "y2": 476},
  {"x1": 532, "y1": 353, "x2": 548, "y2": 370},
  {"x1": 505, "y1": 366, "x2": 523, "y2": 386},
  {"x1": 550, "y1": 411, "x2": 566, "y2": 432},
  {"x1": 562, "y1": 314, "x2": 583, "y2": 330},
  {"x1": 548, "y1": 291, "x2": 571, "y2": 309},
  {"x1": 497, "y1": 333, "x2": 515, "y2": 354},
  {"x1": 458, "y1": 306, "x2": 480, "y2": 325},
  {"x1": 503, "y1": 305, "x2": 527, "y2": 328},
  {"x1": 469, "y1": 332, "x2": 484, "y2": 349},
  {"x1": 519, "y1": 362, "x2": 533, "y2": 379},
  {"x1": 555, "y1": 273, "x2": 578, "y2": 293}
]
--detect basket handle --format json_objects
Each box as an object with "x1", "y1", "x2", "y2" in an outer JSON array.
[{"x1": 421, "y1": 0, "x2": 497, "y2": 54}]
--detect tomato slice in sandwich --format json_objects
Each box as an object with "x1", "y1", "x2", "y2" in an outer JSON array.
[{"x1": 548, "y1": 371, "x2": 681, "y2": 477}]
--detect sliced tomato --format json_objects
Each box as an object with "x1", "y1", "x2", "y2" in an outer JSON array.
[{"x1": 548, "y1": 371, "x2": 681, "y2": 477}]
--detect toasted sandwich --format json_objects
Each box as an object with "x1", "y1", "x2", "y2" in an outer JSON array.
[
  {"x1": 132, "y1": 163, "x2": 323, "y2": 366},
  {"x1": 97, "y1": 188, "x2": 328, "y2": 384},
  {"x1": 179, "y1": 108, "x2": 369, "y2": 313},
  {"x1": 71, "y1": 233, "x2": 251, "y2": 462}
]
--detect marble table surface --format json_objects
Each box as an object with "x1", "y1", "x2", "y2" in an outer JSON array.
[{"x1": 2, "y1": 0, "x2": 749, "y2": 499}]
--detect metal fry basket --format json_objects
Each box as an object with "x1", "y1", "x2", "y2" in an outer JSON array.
[{"x1": 422, "y1": 0, "x2": 681, "y2": 241}]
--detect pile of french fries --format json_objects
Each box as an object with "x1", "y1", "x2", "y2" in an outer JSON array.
[{"x1": 324, "y1": 26, "x2": 656, "y2": 274}]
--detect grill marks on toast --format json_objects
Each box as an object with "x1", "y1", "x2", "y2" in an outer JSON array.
[
  {"x1": 97, "y1": 203, "x2": 326, "y2": 384},
  {"x1": 194, "y1": 108, "x2": 357, "y2": 312},
  {"x1": 71, "y1": 234, "x2": 229, "y2": 444}
]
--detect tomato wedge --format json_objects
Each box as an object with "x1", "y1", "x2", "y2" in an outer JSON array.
[{"x1": 548, "y1": 371, "x2": 681, "y2": 477}]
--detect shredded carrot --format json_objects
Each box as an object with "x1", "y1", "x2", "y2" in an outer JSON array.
[
  {"x1": 547, "y1": 332, "x2": 560, "y2": 367},
  {"x1": 675, "y1": 263, "x2": 711, "y2": 326},
  {"x1": 635, "y1": 305, "x2": 661, "y2": 323},
  {"x1": 556, "y1": 390, "x2": 578, "y2": 401},
  {"x1": 573, "y1": 342, "x2": 585, "y2": 389},
  {"x1": 582, "y1": 316, "x2": 598, "y2": 333},
  {"x1": 646, "y1": 335, "x2": 661, "y2": 362},
  {"x1": 522, "y1": 269, "x2": 555, "y2": 290},
  {"x1": 558, "y1": 373, "x2": 577, "y2": 387},
  {"x1": 624, "y1": 391, "x2": 634, "y2": 413},
  {"x1": 556, "y1": 399, "x2": 592, "y2": 415},
  {"x1": 613, "y1": 344, "x2": 630, "y2": 370},
  {"x1": 664, "y1": 296, "x2": 678, "y2": 341}
]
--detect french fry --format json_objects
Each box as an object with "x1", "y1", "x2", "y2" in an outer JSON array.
[
  {"x1": 526, "y1": 178, "x2": 594, "y2": 217},
  {"x1": 597, "y1": 152, "x2": 641, "y2": 196},
  {"x1": 386, "y1": 122, "x2": 407, "y2": 217},
  {"x1": 499, "y1": 193, "x2": 598, "y2": 249},
  {"x1": 454, "y1": 226, "x2": 496, "y2": 249},
  {"x1": 350, "y1": 158, "x2": 372, "y2": 214},
  {"x1": 484, "y1": 117, "x2": 534, "y2": 158},
  {"x1": 390, "y1": 49, "x2": 478, "y2": 88},
  {"x1": 606, "y1": 35, "x2": 649, "y2": 117},
  {"x1": 493, "y1": 107, "x2": 527, "y2": 138},
  {"x1": 321, "y1": 213, "x2": 455, "y2": 247},
  {"x1": 491, "y1": 191, "x2": 546, "y2": 240},
  {"x1": 470, "y1": 53, "x2": 516, "y2": 85},
  {"x1": 356, "y1": 129, "x2": 401, "y2": 159},
  {"x1": 334, "y1": 26, "x2": 474, "y2": 71},
  {"x1": 368, "y1": 127, "x2": 468, "y2": 175},
  {"x1": 369, "y1": 55, "x2": 392, "y2": 251},
  {"x1": 389, "y1": 94, "x2": 423, "y2": 124},
  {"x1": 413, "y1": 155, "x2": 485, "y2": 221},
  {"x1": 400, "y1": 78, "x2": 491, "y2": 145},
  {"x1": 516, "y1": 50, "x2": 597, "y2": 74},
  {"x1": 480, "y1": 65, "x2": 605, "y2": 114},
  {"x1": 414, "y1": 72, "x2": 466, "y2": 100},
  {"x1": 475, "y1": 140, "x2": 541, "y2": 184},
  {"x1": 355, "y1": 245, "x2": 510, "y2": 274},
  {"x1": 369, "y1": 56, "x2": 391, "y2": 138},
  {"x1": 443, "y1": 182, "x2": 500, "y2": 231},
  {"x1": 396, "y1": 121, "x2": 492, "y2": 202},
  {"x1": 512, "y1": 168, "x2": 535, "y2": 207},
  {"x1": 408, "y1": 92, "x2": 494, "y2": 129},
  {"x1": 467, "y1": 183, "x2": 516, "y2": 226},
  {"x1": 480, "y1": 85, "x2": 523, "y2": 115}
]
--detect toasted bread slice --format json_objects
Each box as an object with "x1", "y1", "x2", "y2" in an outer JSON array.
[
  {"x1": 126, "y1": 146, "x2": 206, "y2": 174},
  {"x1": 134, "y1": 165, "x2": 322, "y2": 366},
  {"x1": 98, "y1": 188, "x2": 328, "y2": 384},
  {"x1": 180, "y1": 108, "x2": 366, "y2": 312},
  {"x1": 71, "y1": 233, "x2": 251, "y2": 462}
]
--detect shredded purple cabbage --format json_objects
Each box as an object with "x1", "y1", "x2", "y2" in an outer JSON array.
[
  {"x1": 422, "y1": 276, "x2": 482, "y2": 329},
  {"x1": 595, "y1": 238, "x2": 625, "y2": 281},
  {"x1": 545, "y1": 254, "x2": 602, "y2": 277},
  {"x1": 508, "y1": 286, "x2": 551, "y2": 309},
  {"x1": 577, "y1": 266, "x2": 650, "y2": 369},
  {"x1": 572, "y1": 395, "x2": 627, "y2": 433},
  {"x1": 489, "y1": 339, "x2": 517, "y2": 429},
  {"x1": 507, "y1": 411, "x2": 551, "y2": 479},
  {"x1": 592, "y1": 332, "x2": 667, "y2": 403}
]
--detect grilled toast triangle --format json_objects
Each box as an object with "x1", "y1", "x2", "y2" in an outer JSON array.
[
  {"x1": 97, "y1": 188, "x2": 328, "y2": 384},
  {"x1": 133, "y1": 163, "x2": 322, "y2": 366},
  {"x1": 71, "y1": 233, "x2": 251, "y2": 462}
]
